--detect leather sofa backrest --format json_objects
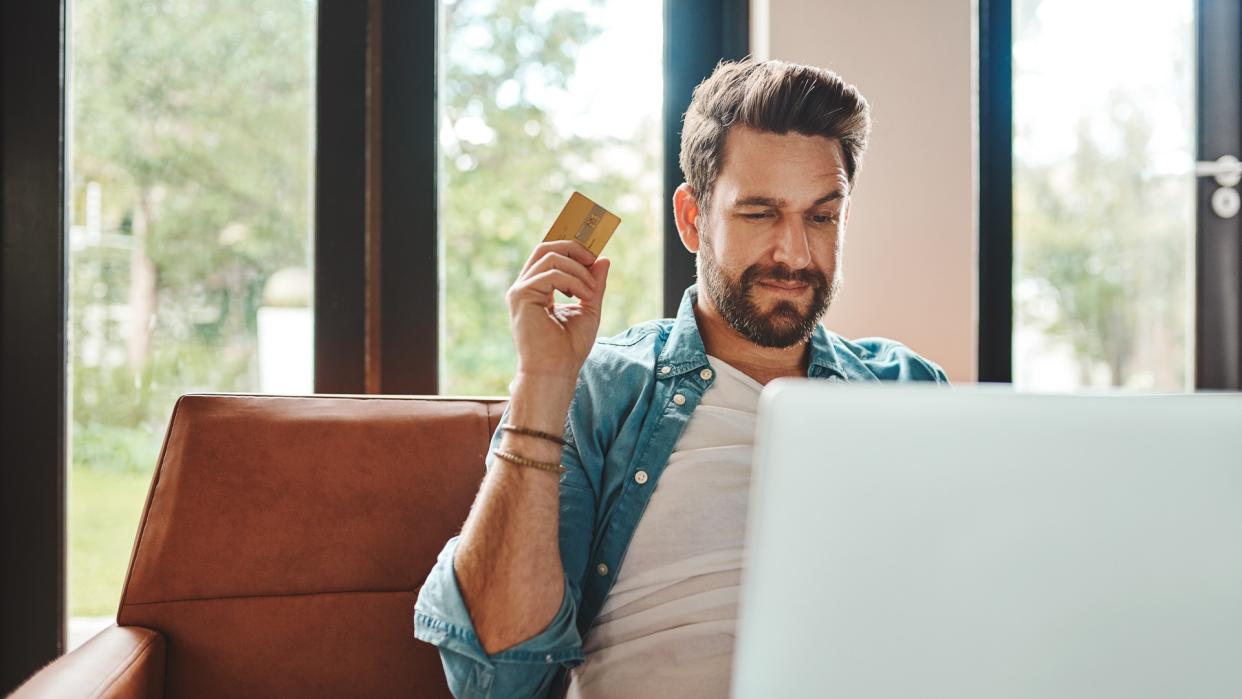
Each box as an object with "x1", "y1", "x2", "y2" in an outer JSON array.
[{"x1": 116, "y1": 393, "x2": 502, "y2": 698}]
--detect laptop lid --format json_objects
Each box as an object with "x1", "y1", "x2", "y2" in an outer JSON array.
[{"x1": 733, "y1": 381, "x2": 1242, "y2": 698}]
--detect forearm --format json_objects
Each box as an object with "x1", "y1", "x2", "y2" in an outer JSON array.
[{"x1": 454, "y1": 373, "x2": 575, "y2": 655}]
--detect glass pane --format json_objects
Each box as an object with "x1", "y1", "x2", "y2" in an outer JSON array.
[
  {"x1": 438, "y1": 0, "x2": 664, "y2": 395},
  {"x1": 66, "y1": 0, "x2": 316, "y2": 649},
  {"x1": 1013, "y1": 0, "x2": 1195, "y2": 391}
]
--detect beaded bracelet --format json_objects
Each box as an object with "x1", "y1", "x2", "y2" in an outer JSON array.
[
  {"x1": 492, "y1": 448, "x2": 567, "y2": 475},
  {"x1": 499, "y1": 422, "x2": 566, "y2": 446}
]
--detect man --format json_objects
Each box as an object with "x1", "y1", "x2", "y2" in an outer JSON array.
[{"x1": 414, "y1": 59, "x2": 948, "y2": 698}]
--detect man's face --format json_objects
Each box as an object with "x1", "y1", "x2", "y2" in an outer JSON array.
[{"x1": 696, "y1": 125, "x2": 848, "y2": 348}]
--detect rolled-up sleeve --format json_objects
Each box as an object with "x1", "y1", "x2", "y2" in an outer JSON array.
[
  {"x1": 414, "y1": 536, "x2": 584, "y2": 698},
  {"x1": 414, "y1": 402, "x2": 592, "y2": 698}
]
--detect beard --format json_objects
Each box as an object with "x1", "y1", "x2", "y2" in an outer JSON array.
[{"x1": 698, "y1": 233, "x2": 840, "y2": 349}]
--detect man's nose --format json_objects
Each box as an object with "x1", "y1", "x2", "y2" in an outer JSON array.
[{"x1": 771, "y1": 216, "x2": 813, "y2": 270}]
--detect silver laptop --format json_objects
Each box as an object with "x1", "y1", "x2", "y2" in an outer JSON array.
[{"x1": 733, "y1": 381, "x2": 1242, "y2": 699}]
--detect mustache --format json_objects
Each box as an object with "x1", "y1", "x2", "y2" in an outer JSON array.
[{"x1": 741, "y1": 264, "x2": 827, "y2": 288}]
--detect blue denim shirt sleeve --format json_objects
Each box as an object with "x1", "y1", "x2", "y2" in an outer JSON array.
[{"x1": 413, "y1": 403, "x2": 590, "y2": 699}]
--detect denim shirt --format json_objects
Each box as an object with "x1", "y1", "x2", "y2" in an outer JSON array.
[{"x1": 414, "y1": 284, "x2": 949, "y2": 698}]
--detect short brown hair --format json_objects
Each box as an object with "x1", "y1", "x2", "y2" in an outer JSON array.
[{"x1": 679, "y1": 59, "x2": 872, "y2": 210}]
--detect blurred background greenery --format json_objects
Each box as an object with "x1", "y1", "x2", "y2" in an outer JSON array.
[
  {"x1": 437, "y1": 0, "x2": 662, "y2": 394},
  {"x1": 1012, "y1": 0, "x2": 1192, "y2": 390}
]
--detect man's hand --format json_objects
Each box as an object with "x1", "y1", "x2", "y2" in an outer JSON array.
[{"x1": 506, "y1": 240, "x2": 611, "y2": 382}]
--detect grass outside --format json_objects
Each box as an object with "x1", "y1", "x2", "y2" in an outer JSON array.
[{"x1": 68, "y1": 465, "x2": 153, "y2": 617}]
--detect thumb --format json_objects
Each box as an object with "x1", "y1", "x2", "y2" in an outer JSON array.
[{"x1": 591, "y1": 256, "x2": 611, "y2": 289}]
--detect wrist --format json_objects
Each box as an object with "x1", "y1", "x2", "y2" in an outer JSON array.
[
  {"x1": 510, "y1": 371, "x2": 577, "y2": 399},
  {"x1": 506, "y1": 373, "x2": 577, "y2": 435}
]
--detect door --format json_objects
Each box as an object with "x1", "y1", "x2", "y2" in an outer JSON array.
[{"x1": 1006, "y1": 0, "x2": 1242, "y2": 391}]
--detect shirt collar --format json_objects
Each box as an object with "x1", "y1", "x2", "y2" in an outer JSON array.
[{"x1": 657, "y1": 284, "x2": 846, "y2": 380}]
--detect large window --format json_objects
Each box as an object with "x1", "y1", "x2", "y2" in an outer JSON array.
[
  {"x1": 1012, "y1": 0, "x2": 1195, "y2": 390},
  {"x1": 6, "y1": 0, "x2": 740, "y2": 683},
  {"x1": 66, "y1": 0, "x2": 316, "y2": 648},
  {"x1": 437, "y1": 0, "x2": 664, "y2": 395}
]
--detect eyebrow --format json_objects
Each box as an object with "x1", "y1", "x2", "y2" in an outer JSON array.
[{"x1": 731, "y1": 190, "x2": 846, "y2": 208}]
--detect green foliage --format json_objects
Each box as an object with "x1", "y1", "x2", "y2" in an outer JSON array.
[
  {"x1": 74, "y1": 0, "x2": 314, "y2": 277},
  {"x1": 70, "y1": 0, "x2": 314, "y2": 439},
  {"x1": 71, "y1": 423, "x2": 160, "y2": 476},
  {"x1": 1016, "y1": 93, "x2": 1189, "y2": 387},
  {"x1": 439, "y1": 0, "x2": 663, "y2": 394},
  {"x1": 1013, "y1": 0, "x2": 1191, "y2": 390}
]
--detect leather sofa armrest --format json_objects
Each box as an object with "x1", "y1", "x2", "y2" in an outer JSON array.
[{"x1": 10, "y1": 624, "x2": 165, "y2": 699}]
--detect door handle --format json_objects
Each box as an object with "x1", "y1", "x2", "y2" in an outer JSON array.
[{"x1": 1195, "y1": 155, "x2": 1240, "y2": 219}]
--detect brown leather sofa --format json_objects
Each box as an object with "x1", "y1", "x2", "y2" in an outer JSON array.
[{"x1": 12, "y1": 393, "x2": 502, "y2": 698}]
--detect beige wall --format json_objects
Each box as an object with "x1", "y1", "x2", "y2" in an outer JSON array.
[{"x1": 756, "y1": 0, "x2": 978, "y2": 382}]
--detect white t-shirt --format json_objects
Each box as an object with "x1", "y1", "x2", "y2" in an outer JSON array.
[{"x1": 566, "y1": 354, "x2": 762, "y2": 698}]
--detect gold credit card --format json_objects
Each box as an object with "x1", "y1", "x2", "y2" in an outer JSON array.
[{"x1": 542, "y1": 191, "x2": 621, "y2": 257}]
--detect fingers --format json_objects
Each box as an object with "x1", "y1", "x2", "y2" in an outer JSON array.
[
  {"x1": 510, "y1": 241, "x2": 610, "y2": 313},
  {"x1": 524, "y1": 252, "x2": 597, "y2": 295},
  {"x1": 520, "y1": 240, "x2": 597, "y2": 278},
  {"x1": 511, "y1": 269, "x2": 597, "y2": 307}
]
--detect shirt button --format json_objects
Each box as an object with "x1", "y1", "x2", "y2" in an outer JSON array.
[
  {"x1": 545, "y1": 654, "x2": 554, "y2": 664},
  {"x1": 672, "y1": 393, "x2": 686, "y2": 406},
  {"x1": 634, "y1": 470, "x2": 649, "y2": 485},
  {"x1": 659, "y1": 365, "x2": 672, "y2": 375},
  {"x1": 597, "y1": 562, "x2": 609, "y2": 576},
  {"x1": 700, "y1": 368, "x2": 713, "y2": 380}
]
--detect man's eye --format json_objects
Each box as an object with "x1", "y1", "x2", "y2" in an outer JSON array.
[
  {"x1": 810, "y1": 214, "x2": 836, "y2": 225},
  {"x1": 742, "y1": 212, "x2": 771, "y2": 220}
]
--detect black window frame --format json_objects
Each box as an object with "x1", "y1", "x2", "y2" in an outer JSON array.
[
  {"x1": 1, "y1": 1, "x2": 69, "y2": 690},
  {"x1": 663, "y1": 0, "x2": 750, "y2": 317},
  {"x1": 977, "y1": 0, "x2": 1013, "y2": 384},
  {"x1": 1195, "y1": 0, "x2": 1242, "y2": 389}
]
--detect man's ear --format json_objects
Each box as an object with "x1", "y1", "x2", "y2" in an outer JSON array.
[{"x1": 673, "y1": 182, "x2": 702, "y2": 254}]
